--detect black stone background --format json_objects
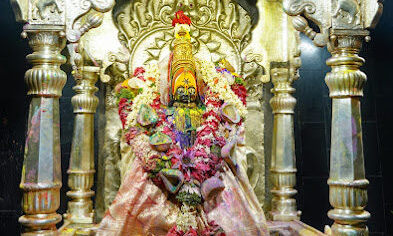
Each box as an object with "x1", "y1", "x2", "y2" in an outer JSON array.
[{"x1": 0, "y1": 0, "x2": 392, "y2": 235}]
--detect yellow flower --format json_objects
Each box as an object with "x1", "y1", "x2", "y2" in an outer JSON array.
[{"x1": 122, "y1": 79, "x2": 130, "y2": 88}]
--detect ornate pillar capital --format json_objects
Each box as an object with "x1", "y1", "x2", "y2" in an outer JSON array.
[
  {"x1": 10, "y1": 0, "x2": 115, "y2": 42},
  {"x1": 325, "y1": 31, "x2": 368, "y2": 98},
  {"x1": 283, "y1": 0, "x2": 383, "y2": 47},
  {"x1": 22, "y1": 25, "x2": 67, "y2": 98},
  {"x1": 270, "y1": 66, "x2": 296, "y2": 114}
]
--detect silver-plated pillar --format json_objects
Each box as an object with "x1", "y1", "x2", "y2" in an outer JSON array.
[
  {"x1": 326, "y1": 31, "x2": 370, "y2": 236},
  {"x1": 269, "y1": 65, "x2": 299, "y2": 221},
  {"x1": 282, "y1": 0, "x2": 384, "y2": 233},
  {"x1": 19, "y1": 25, "x2": 67, "y2": 236},
  {"x1": 65, "y1": 66, "x2": 99, "y2": 224}
]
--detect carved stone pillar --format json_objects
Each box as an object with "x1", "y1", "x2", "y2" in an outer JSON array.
[
  {"x1": 269, "y1": 64, "x2": 299, "y2": 221},
  {"x1": 283, "y1": 0, "x2": 384, "y2": 234},
  {"x1": 19, "y1": 25, "x2": 67, "y2": 236},
  {"x1": 65, "y1": 64, "x2": 99, "y2": 224}
]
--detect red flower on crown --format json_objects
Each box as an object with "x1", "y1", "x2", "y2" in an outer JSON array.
[{"x1": 172, "y1": 10, "x2": 191, "y2": 26}]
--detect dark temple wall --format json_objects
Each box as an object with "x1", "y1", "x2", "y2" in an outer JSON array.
[{"x1": 0, "y1": 1, "x2": 392, "y2": 236}]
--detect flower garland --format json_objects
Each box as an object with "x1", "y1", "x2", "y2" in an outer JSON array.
[
  {"x1": 115, "y1": 60, "x2": 248, "y2": 236},
  {"x1": 172, "y1": 89, "x2": 225, "y2": 183},
  {"x1": 167, "y1": 221, "x2": 226, "y2": 236},
  {"x1": 124, "y1": 64, "x2": 160, "y2": 127},
  {"x1": 196, "y1": 60, "x2": 247, "y2": 117}
]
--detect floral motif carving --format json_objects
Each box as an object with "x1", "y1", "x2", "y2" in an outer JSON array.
[
  {"x1": 283, "y1": 0, "x2": 383, "y2": 46},
  {"x1": 65, "y1": 0, "x2": 115, "y2": 42},
  {"x1": 114, "y1": 0, "x2": 254, "y2": 73},
  {"x1": 242, "y1": 52, "x2": 265, "y2": 105},
  {"x1": 283, "y1": 0, "x2": 316, "y2": 15},
  {"x1": 283, "y1": 0, "x2": 330, "y2": 47}
]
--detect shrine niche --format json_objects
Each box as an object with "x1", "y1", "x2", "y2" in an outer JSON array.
[
  {"x1": 92, "y1": 0, "x2": 268, "y2": 219},
  {"x1": 9, "y1": 0, "x2": 384, "y2": 235}
]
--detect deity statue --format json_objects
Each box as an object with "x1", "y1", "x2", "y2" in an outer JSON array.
[{"x1": 97, "y1": 11, "x2": 268, "y2": 236}]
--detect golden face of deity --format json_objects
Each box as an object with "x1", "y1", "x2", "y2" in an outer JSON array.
[{"x1": 172, "y1": 69, "x2": 198, "y2": 104}]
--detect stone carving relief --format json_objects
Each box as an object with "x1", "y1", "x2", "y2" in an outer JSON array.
[
  {"x1": 13, "y1": 0, "x2": 115, "y2": 43},
  {"x1": 243, "y1": 52, "x2": 265, "y2": 107},
  {"x1": 333, "y1": 0, "x2": 361, "y2": 25},
  {"x1": 30, "y1": 0, "x2": 65, "y2": 24},
  {"x1": 332, "y1": 0, "x2": 362, "y2": 29},
  {"x1": 242, "y1": 51, "x2": 265, "y2": 203},
  {"x1": 100, "y1": 51, "x2": 130, "y2": 208},
  {"x1": 34, "y1": 0, "x2": 63, "y2": 20},
  {"x1": 113, "y1": 0, "x2": 254, "y2": 73},
  {"x1": 66, "y1": 0, "x2": 115, "y2": 42},
  {"x1": 283, "y1": 0, "x2": 330, "y2": 47},
  {"x1": 284, "y1": 0, "x2": 383, "y2": 47}
]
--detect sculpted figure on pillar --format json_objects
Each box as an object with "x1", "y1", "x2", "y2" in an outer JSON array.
[{"x1": 96, "y1": 11, "x2": 268, "y2": 236}]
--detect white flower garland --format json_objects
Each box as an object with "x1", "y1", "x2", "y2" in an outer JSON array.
[
  {"x1": 125, "y1": 63, "x2": 159, "y2": 128},
  {"x1": 196, "y1": 59, "x2": 248, "y2": 117},
  {"x1": 125, "y1": 60, "x2": 247, "y2": 128},
  {"x1": 144, "y1": 63, "x2": 161, "y2": 80},
  {"x1": 176, "y1": 204, "x2": 198, "y2": 231}
]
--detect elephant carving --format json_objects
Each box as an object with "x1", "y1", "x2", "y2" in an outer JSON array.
[
  {"x1": 333, "y1": 0, "x2": 360, "y2": 24},
  {"x1": 35, "y1": 0, "x2": 62, "y2": 19}
]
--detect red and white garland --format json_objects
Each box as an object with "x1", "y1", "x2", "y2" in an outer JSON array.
[{"x1": 115, "y1": 61, "x2": 248, "y2": 236}]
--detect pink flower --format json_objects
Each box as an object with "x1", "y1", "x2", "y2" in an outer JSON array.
[
  {"x1": 142, "y1": 155, "x2": 159, "y2": 172},
  {"x1": 137, "y1": 75, "x2": 146, "y2": 82},
  {"x1": 118, "y1": 98, "x2": 132, "y2": 129},
  {"x1": 168, "y1": 146, "x2": 182, "y2": 157},
  {"x1": 190, "y1": 170, "x2": 204, "y2": 183},
  {"x1": 201, "y1": 221, "x2": 226, "y2": 236},
  {"x1": 163, "y1": 126, "x2": 173, "y2": 136},
  {"x1": 197, "y1": 126, "x2": 214, "y2": 137},
  {"x1": 215, "y1": 136, "x2": 226, "y2": 147},
  {"x1": 203, "y1": 110, "x2": 220, "y2": 120},
  {"x1": 151, "y1": 97, "x2": 161, "y2": 110},
  {"x1": 196, "y1": 162, "x2": 210, "y2": 172},
  {"x1": 166, "y1": 225, "x2": 184, "y2": 236},
  {"x1": 205, "y1": 119, "x2": 219, "y2": 129},
  {"x1": 195, "y1": 149, "x2": 208, "y2": 159},
  {"x1": 184, "y1": 228, "x2": 198, "y2": 236},
  {"x1": 133, "y1": 67, "x2": 145, "y2": 76},
  {"x1": 124, "y1": 127, "x2": 140, "y2": 144},
  {"x1": 198, "y1": 138, "x2": 212, "y2": 147},
  {"x1": 231, "y1": 84, "x2": 247, "y2": 106}
]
